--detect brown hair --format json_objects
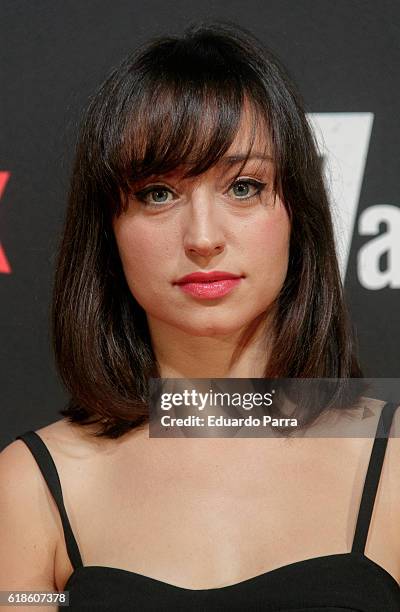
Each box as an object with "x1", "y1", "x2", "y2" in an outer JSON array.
[{"x1": 52, "y1": 21, "x2": 363, "y2": 438}]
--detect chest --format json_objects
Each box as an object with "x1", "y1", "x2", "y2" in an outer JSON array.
[{"x1": 54, "y1": 437, "x2": 399, "y2": 591}]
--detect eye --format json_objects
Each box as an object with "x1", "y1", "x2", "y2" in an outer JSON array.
[
  {"x1": 133, "y1": 184, "x2": 176, "y2": 207},
  {"x1": 228, "y1": 178, "x2": 266, "y2": 201}
]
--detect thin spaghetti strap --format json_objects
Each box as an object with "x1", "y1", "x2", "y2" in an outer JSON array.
[
  {"x1": 351, "y1": 401, "x2": 399, "y2": 554},
  {"x1": 15, "y1": 430, "x2": 83, "y2": 570}
]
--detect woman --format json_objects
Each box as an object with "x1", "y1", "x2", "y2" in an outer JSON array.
[{"x1": 1, "y1": 21, "x2": 399, "y2": 611}]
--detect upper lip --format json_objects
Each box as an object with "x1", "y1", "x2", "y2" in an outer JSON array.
[{"x1": 174, "y1": 270, "x2": 243, "y2": 284}]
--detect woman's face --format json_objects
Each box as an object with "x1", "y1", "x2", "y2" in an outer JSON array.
[{"x1": 112, "y1": 108, "x2": 291, "y2": 338}]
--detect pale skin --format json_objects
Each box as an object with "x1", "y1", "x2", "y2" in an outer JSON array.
[
  {"x1": 0, "y1": 108, "x2": 399, "y2": 610},
  {"x1": 113, "y1": 104, "x2": 290, "y2": 378}
]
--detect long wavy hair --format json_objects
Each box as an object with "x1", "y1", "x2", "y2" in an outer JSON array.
[{"x1": 51, "y1": 21, "x2": 363, "y2": 438}]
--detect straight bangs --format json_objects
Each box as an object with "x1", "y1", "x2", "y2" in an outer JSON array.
[{"x1": 87, "y1": 35, "x2": 282, "y2": 217}]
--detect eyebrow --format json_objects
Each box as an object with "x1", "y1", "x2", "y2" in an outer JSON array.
[{"x1": 219, "y1": 153, "x2": 274, "y2": 165}]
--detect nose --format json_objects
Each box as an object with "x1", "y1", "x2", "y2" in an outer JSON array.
[{"x1": 183, "y1": 189, "x2": 226, "y2": 258}]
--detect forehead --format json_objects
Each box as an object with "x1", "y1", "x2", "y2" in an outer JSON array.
[
  {"x1": 226, "y1": 101, "x2": 273, "y2": 157},
  {"x1": 125, "y1": 94, "x2": 274, "y2": 190},
  {"x1": 188, "y1": 103, "x2": 274, "y2": 174},
  {"x1": 200, "y1": 104, "x2": 274, "y2": 180}
]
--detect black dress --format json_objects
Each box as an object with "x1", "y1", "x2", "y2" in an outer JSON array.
[{"x1": 16, "y1": 401, "x2": 400, "y2": 611}]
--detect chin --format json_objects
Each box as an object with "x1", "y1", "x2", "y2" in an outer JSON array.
[{"x1": 169, "y1": 314, "x2": 252, "y2": 338}]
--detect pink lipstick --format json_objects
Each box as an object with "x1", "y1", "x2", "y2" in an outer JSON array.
[{"x1": 174, "y1": 271, "x2": 243, "y2": 299}]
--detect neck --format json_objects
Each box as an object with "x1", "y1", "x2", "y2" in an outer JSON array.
[{"x1": 147, "y1": 312, "x2": 272, "y2": 378}]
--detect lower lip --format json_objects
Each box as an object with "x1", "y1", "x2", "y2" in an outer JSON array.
[{"x1": 176, "y1": 278, "x2": 242, "y2": 299}]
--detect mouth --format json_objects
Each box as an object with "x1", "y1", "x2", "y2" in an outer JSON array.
[{"x1": 173, "y1": 271, "x2": 244, "y2": 299}]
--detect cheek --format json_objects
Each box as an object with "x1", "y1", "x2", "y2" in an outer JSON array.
[
  {"x1": 113, "y1": 220, "x2": 173, "y2": 294},
  {"x1": 243, "y1": 206, "x2": 291, "y2": 282}
]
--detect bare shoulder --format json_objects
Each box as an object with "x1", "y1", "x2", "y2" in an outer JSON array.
[
  {"x1": 35, "y1": 417, "x2": 106, "y2": 454},
  {"x1": 354, "y1": 396, "x2": 400, "y2": 473},
  {"x1": 0, "y1": 417, "x2": 108, "y2": 536},
  {"x1": 377, "y1": 397, "x2": 400, "y2": 490},
  {"x1": 0, "y1": 417, "x2": 91, "y2": 528},
  {"x1": 363, "y1": 398, "x2": 400, "y2": 569},
  {"x1": 31, "y1": 417, "x2": 151, "y2": 496},
  {"x1": 317, "y1": 395, "x2": 400, "y2": 516},
  {"x1": 334, "y1": 395, "x2": 396, "y2": 436},
  {"x1": 0, "y1": 417, "x2": 118, "y2": 593},
  {"x1": 358, "y1": 395, "x2": 400, "y2": 440},
  {"x1": 0, "y1": 429, "x2": 63, "y2": 591}
]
